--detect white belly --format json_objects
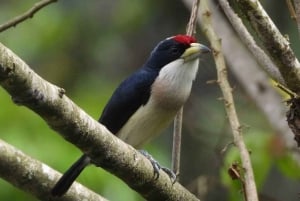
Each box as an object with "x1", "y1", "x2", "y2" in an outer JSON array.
[{"x1": 117, "y1": 99, "x2": 177, "y2": 148}]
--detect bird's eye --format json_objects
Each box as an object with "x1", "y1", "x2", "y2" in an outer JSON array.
[{"x1": 170, "y1": 47, "x2": 180, "y2": 55}]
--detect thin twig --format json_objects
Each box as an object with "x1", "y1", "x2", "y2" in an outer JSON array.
[
  {"x1": 186, "y1": 0, "x2": 201, "y2": 36},
  {"x1": 286, "y1": 0, "x2": 297, "y2": 20},
  {"x1": 293, "y1": 0, "x2": 300, "y2": 37},
  {"x1": 172, "y1": 0, "x2": 200, "y2": 178},
  {"x1": 200, "y1": 0, "x2": 259, "y2": 201},
  {"x1": 172, "y1": 108, "x2": 183, "y2": 177},
  {"x1": 0, "y1": 0, "x2": 57, "y2": 33},
  {"x1": 218, "y1": 0, "x2": 285, "y2": 85}
]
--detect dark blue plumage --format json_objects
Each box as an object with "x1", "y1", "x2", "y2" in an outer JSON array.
[{"x1": 99, "y1": 69, "x2": 157, "y2": 134}]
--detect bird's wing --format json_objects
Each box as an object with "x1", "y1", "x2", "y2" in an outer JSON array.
[{"x1": 98, "y1": 69, "x2": 157, "y2": 134}]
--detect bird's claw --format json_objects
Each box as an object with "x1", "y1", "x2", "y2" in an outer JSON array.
[
  {"x1": 161, "y1": 167, "x2": 177, "y2": 184},
  {"x1": 139, "y1": 150, "x2": 177, "y2": 183},
  {"x1": 139, "y1": 150, "x2": 160, "y2": 179}
]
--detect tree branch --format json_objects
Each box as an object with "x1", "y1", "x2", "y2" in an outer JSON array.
[
  {"x1": 172, "y1": 108, "x2": 183, "y2": 177},
  {"x1": 202, "y1": 0, "x2": 300, "y2": 161},
  {"x1": 0, "y1": 42, "x2": 200, "y2": 200},
  {"x1": 293, "y1": 0, "x2": 300, "y2": 37},
  {"x1": 286, "y1": 0, "x2": 297, "y2": 21},
  {"x1": 0, "y1": 139, "x2": 107, "y2": 201},
  {"x1": 217, "y1": 0, "x2": 285, "y2": 85},
  {"x1": 199, "y1": 0, "x2": 259, "y2": 200},
  {"x1": 233, "y1": 0, "x2": 300, "y2": 93},
  {"x1": 0, "y1": 0, "x2": 58, "y2": 33}
]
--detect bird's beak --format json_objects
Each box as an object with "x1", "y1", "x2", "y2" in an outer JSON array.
[{"x1": 181, "y1": 43, "x2": 211, "y2": 62}]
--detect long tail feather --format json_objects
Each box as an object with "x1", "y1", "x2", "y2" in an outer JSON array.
[{"x1": 51, "y1": 154, "x2": 90, "y2": 196}]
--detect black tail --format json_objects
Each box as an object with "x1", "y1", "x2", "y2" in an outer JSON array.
[{"x1": 51, "y1": 154, "x2": 90, "y2": 196}]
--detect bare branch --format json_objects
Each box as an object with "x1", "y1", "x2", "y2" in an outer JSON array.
[
  {"x1": 286, "y1": 0, "x2": 297, "y2": 20},
  {"x1": 293, "y1": 0, "x2": 300, "y2": 37},
  {"x1": 186, "y1": 0, "x2": 201, "y2": 36},
  {"x1": 199, "y1": 0, "x2": 259, "y2": 200},
  {"x1": 203, "y1": 1, "x2": 300, "y2": 160},
  {"x1": 172, "y1": 108, "x2": 183, "y2": 177},
  {"x1": 0, "y1": 0, "x2": 58, "y2": 33},
  {"x1": 0, "y1": 42, "x2": 200, "y2": 201},
  {"x1": 234, "y1": 0, "x2": 300, "y2": 93},
  {"x1": 218, "y1": 0, "x2": 285, "y2": 85},
  {"x1": 0, "y1": 139, "x2": 107, "y2": 201},
  {"x1": 172, "y1": 0, "x2": 200, "y2": 179}
]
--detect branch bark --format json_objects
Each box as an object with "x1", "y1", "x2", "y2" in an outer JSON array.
[
  {"x1": 293, "y1": 0, "x2": 300, "y2": 37},
  {"x1": 233, "y1": 0, "x2": 300, "y2": 93},
  {"x1": 0, "y1": 42, "x2": 200, "y2": 201},
  {"x1": 0, "y1": 139, "x2": 107, "y2": 201},
  {"x1": 172, "y1": 0, "x2": 200, "y2": 179},
  {"x1": 199, "y1": 0, "x2": 259, "y2": 200},
  {"x1": 218, "y1": 0, "x2": 285, "y2": 85},
  {"x1": 203, "y1": 0, "x2": 300, "y2": 159}
]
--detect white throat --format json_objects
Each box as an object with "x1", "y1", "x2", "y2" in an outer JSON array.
[{"x1": 150, "y1": 58, "x2": 199, "y2": 109}]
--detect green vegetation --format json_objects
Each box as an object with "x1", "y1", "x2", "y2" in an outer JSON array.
[{"x1": 1, "y1": 1, "x2": 300, "y2": 201}]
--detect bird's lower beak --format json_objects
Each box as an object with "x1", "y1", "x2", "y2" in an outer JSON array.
[{"x1": 181, "y1": 43, "x2": 211, "y2": 62}]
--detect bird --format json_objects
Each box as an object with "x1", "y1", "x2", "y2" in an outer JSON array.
[{"x1": 51, "y1": 34, "x2": 210, "y2": 196}]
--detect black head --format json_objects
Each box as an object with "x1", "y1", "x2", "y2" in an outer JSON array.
[{"x1": 144, "y1": 35, "x2": 197, "y2": 71}]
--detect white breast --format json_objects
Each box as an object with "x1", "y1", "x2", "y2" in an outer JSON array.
[{"x1": 117, "y1": 58, "x2": 199, "y2": 148}]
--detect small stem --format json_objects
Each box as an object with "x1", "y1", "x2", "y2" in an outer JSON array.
[
  {"x1": 172, "y1": 0, "x2": 200, "y2": 178},
  {"x1": 172, "y1": 107, "x2": 183, "y2": 176},
  {"x1": 293, "y1": 0, "x2": 300, "y2": 38},
  {"x1": 286, "y1": 0, "x2": 297, "y2": 20}
]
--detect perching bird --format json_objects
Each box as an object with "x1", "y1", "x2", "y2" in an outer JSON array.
[{"x1": 51, "y1": 34, "x2": 210, "y2": 196}]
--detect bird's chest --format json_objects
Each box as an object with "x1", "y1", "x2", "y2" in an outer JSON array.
[
  {"x1": 150, "y1": 60, "x2": 198, "y2": 110},
  {"x1": 150, "y1": 80, "x2": 188, "y2": 110}
]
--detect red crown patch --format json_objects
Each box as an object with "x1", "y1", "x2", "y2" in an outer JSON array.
[{"x1": 173, "y1": 35, "x2": 196, "y2": 44}]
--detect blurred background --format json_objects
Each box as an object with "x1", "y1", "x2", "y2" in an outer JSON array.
[{"x1": 0, "y1": 0, "x2": 300, "y2": 200}]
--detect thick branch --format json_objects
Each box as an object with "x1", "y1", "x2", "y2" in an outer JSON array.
[
  {"x1": 199, "y1": 0, "x2": 259, "y2": 200},
  {"x1": 0, "y1": 43, "x2": 200, "y2": 201},
  {"x1": 234, "y1": 0, "x2": 300, "y2": 93},
  {"x1": 0, "y1": 139, "x2": 107, "y2": 201}
]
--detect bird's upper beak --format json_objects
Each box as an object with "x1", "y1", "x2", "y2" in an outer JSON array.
[{"x1": 181, "y1": 43, "x2": 211, "y2": 62}]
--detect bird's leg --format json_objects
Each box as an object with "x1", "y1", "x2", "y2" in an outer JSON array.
[{"x1": 139, "y1": 150, "x2": 177, "y2": 183}]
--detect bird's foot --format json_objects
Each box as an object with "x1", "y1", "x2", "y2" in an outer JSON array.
[
  {"x1": 161, "y1": 167, "x2": 177, "y2": 184},
  {"x1": 139, "y1": 150, "x2": 177, "y2": 183}
]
